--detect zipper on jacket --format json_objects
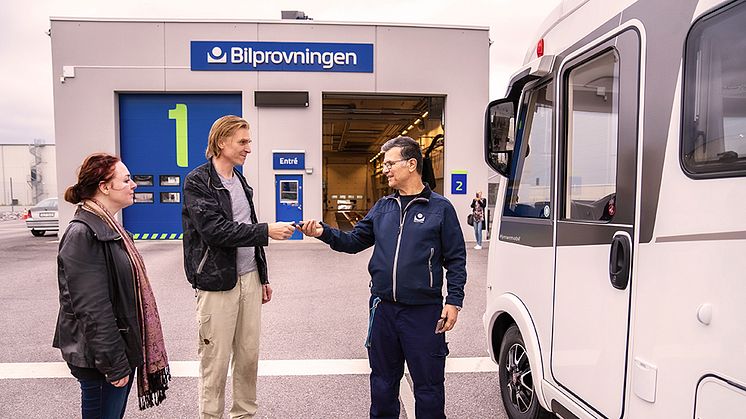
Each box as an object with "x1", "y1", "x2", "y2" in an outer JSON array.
[
  {"x1": 112, "y1": 236, "x2": 138, "y2": 336},
  {"x1": 196, "y1": 247, "x2": 210, "y2": 274},
  {"x1": 391, "y1": 196, "x2": 428, "y2": 302},
  {"x1": 428, "y1": 247, "x2": 434, "y2": 287}
]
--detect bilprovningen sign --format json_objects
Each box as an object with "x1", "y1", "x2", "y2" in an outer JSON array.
[{"x1": 191, "y1": 41, "x2": 374, "y2": 73}]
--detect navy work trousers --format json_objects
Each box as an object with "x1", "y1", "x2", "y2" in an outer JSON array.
[{"x1": 367, "y1": 297, "x2": 449, "y2": 419}]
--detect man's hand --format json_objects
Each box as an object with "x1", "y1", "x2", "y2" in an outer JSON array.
[
  {"x1": 268, "y1": 222, "x2": 295, "y2": 240},
  {"x1": 262, "y1": 284, "x2": 273, "y2": 304},
  {"x1": 111, "y1": 375, "x2": 129, "y2": 388},
  {"x1": 436, "y1": 304, "x2": 460, "y2": 334},
  {"x1": 296, "y1": 220, "x2": 323, "y2": 238}
]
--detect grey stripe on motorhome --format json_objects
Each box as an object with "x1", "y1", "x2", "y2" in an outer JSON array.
[
  {"x1": 656, "y1": 230, "x2": 746, "y2": 243},
  {"x1": 499, "y1": 218, "x2": 553, "y2": 247},
  {"x1": 623, "y1": 0, "x2": 699, "y2": 243},
  {"x1": 556, "y1": 223, "x2": 633, "y2": 247}
]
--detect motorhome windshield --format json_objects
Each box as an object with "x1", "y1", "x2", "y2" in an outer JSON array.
[{"x1": 503, "y1": 81, "x2": 554, "y2": 219}]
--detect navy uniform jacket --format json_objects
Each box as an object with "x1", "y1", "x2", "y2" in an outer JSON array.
[{"x1": 318, "y1": 185, "x2": 467, "y2": 307}]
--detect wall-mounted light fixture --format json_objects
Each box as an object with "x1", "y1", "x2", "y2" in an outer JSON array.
[{"x1": 60, "y1": 66, "x2": 75, "y2": 83}]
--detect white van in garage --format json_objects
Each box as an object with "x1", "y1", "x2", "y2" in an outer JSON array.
[{"x1": 482, "y1": 0, "x2": 746, "y2": 418}]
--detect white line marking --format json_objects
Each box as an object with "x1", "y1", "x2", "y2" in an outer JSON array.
[
  {"x1": 400, "y1": 373, "x2": 416, "y2": 418},
  {"x1": 0, "y1": 357, "x2": 496, "y2": 380}
]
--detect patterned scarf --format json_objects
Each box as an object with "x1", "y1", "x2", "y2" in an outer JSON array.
[{"x1": 83, "y1": 199, "x2": 170, "y2": 410}]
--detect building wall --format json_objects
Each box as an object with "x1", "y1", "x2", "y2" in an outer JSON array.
[
  {"x1": 51, "y1": 18, "x2": 489, "y2": 236},
  {"x1": 0, "y1": 144, "x2": 56, "y2": 206}
]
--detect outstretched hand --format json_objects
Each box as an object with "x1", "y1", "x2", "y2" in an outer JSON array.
[
  {"x1": 296, "y1": 220, "x2": 323, "y2": 237},
  {"x1": 268, "y1": 222, "x2": 295, "y2": 240}
]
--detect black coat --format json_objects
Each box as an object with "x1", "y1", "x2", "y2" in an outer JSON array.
[
  {"x1": 470, "y1": 198, "x2": 486, "y2": 211},
  {"x1": 182, "y1": 160, "x2": 269, "y2": 291},
  {"x1": 53, "y1": 209, "x2": 143, "y2": 382}
]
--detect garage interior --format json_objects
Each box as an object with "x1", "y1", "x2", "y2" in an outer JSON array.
[{"x1": 322, "y1": 94, "x2": 445, "y2": 230}]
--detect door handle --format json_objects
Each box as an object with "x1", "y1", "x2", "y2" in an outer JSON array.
[{"x1": 609, "y1": 233, "x2": 631, "y2": 290}]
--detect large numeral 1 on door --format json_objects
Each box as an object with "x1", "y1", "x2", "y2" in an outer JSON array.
[{"x1": 168, "y1": 104, "x2": 188, "y2": 167}]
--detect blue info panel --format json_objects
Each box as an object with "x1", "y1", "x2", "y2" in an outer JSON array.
[
  {"x1": 451, "y1": 172, "x2": 468, "y2": 195},
  {"x1": 191, "y1": 41, "x2": 374, "y2": 73},
  {"x1": 273, "y1": 152, "x2": 305, "y2": 170},
  {"x1": 120, "y1": 94, "x2": 242, "y2": 239}
]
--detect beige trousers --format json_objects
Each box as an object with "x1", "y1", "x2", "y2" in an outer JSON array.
[{"x1": 197, "y1": 271, "x2": 262, "y2": 419}]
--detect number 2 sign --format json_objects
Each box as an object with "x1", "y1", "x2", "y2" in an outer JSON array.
[{"x1": 451, "y1": 171, "x2": 467, "y2": 195}]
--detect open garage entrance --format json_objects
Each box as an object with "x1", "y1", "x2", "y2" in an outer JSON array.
[{"x1": 322, "y1": 94, "x2": 445, "y2": 230}]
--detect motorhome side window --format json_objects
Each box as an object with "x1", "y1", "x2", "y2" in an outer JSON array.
[
  {"x1": 564, "y1": 50, "x2": 620, "y2": 222},
  {"x1": 503, "y1": 81, "x2": 554, "y2": 218},
  {"x1": 682, "y1": 1, "x2": 746, "y2": 177}
]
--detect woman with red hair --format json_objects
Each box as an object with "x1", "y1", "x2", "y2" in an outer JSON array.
[{"x1": 53, "y1": 153, "x2": 170, "y2": 418}]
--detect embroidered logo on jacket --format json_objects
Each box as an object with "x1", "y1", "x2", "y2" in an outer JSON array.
[{"x1": 414, "y1": 213, "x2": 425, "y2": 224}]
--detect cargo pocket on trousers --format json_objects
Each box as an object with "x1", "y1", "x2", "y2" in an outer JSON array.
[
  {"x1": 431, "y1": 341, "x2": 450, "y2": 358},
  {"x1": 197, "y1": 314, "x2": 214, "y2": 358},
  {"x1": 428, "y1": 341, "x2": 449, "y2": 384}
]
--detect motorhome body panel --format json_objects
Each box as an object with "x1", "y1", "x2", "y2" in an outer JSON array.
[
  {"x1": 486, "y1": 0, "x2": 745, "y2": 418},
  {"x1": 627, "y1": 1, "x2": 746, "y2": 412}
]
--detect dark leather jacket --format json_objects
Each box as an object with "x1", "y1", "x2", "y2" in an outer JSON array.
[
  {"x1": 53, "y1": 209, "x2": 143, "y2": 382},
  {"x1": 182, "y1": 160, "x2": 269, "y2": 291}
]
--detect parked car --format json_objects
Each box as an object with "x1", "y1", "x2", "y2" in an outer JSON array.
[{"x1": 25, "y1": 197, "x2": 59, "y2": 237}]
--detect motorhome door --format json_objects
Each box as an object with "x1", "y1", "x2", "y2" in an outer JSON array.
[{"x1": 551, "y1": 28, "x2": 641, "y2": 418}]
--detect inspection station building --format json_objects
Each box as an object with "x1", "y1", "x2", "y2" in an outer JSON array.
[{"x1": 50, "y1": 14, "x2": 489, "y2": 239}]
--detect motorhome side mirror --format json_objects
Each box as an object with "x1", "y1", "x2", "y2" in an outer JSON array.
[{"x1": 484, "y1": 99, "x2": 515, "y2": 177}]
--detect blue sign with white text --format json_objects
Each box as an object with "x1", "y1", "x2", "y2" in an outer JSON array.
[
  {"x1": 273, "y1": 153, "x2": 305, "y2": 170},
  {"x1": 191, "y1": 41, "x2": 374, "y2": 73},
  {"x1": 451, "y1": 172, "x2": 468, "y2": 195}
]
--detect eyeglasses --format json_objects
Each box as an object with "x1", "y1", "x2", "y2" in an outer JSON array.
[{"x1": 382, "y1": 159, "x2": 410, "y2": 170}]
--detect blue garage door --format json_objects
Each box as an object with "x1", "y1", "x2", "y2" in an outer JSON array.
[{"x1": 120, "y1": 94, "x2": 242, "y2": 239}]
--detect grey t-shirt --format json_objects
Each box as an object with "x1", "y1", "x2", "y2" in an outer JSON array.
[{"x1": 219, "y1": 173, "x2": 257, "y2": 275}]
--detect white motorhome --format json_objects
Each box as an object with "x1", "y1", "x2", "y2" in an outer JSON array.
[{"x1": 482, "y1": 0, "x2": 746, "y2": 418}]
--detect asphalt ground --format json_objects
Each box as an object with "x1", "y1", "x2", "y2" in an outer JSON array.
[{"x1": 0, "y1": 219, "x2": 507, "y2": 418}]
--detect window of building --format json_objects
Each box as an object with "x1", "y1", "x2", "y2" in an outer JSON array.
[{"x1": 280, "y1": 180, "x2": 299, "y2": 203}]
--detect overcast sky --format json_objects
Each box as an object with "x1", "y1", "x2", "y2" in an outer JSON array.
[{"x1": 0, "y1": 0, "x2": 560, "y2": 144}]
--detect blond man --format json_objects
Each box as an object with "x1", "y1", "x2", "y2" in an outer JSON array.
[{"x1": 182, "y1": 115, "x2": 295, "y2": 418}]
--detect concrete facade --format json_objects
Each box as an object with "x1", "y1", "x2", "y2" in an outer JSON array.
[{"x1": 50, "y1": 18, "x2": 489, "y2": 235}]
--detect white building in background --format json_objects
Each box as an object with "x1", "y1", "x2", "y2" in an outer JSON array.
[
  {"x1": 0, "y1": 142, "x2": 57, "y2": 207},
  {"x1": 50, "y1": 16, "x2": 489, "y2": 239}
]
